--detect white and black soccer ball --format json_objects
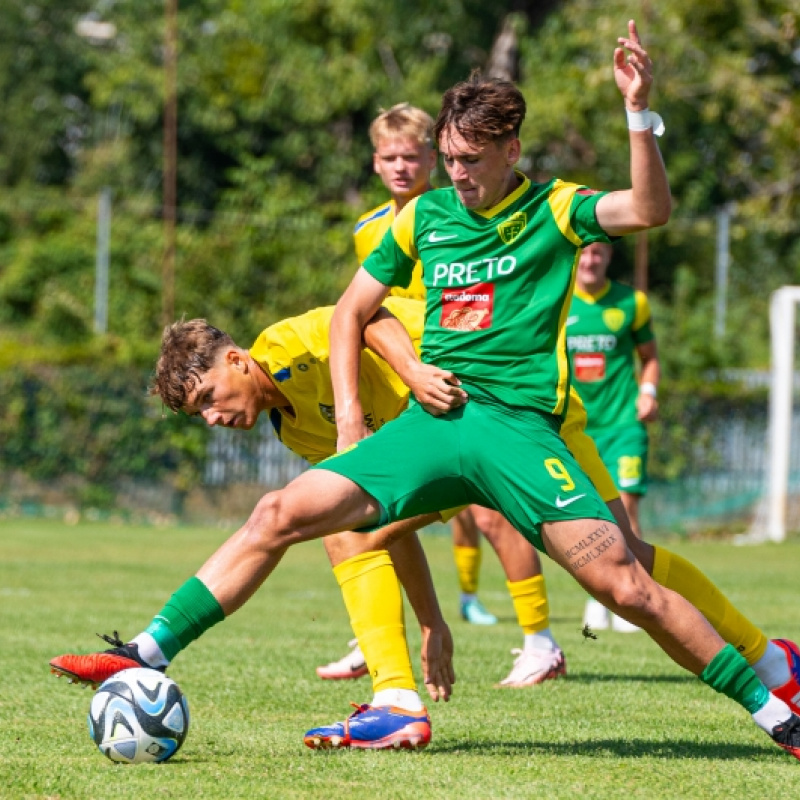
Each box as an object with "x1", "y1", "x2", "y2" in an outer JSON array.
[{"x1": 87, "y1": 668, "x2": 190, "y2": 764}]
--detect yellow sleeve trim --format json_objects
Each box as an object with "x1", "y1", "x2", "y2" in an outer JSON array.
[
  {"x1": 548, "y1": 180, "x2": 583, "y2": 247},
  {"x1": 390, "y1": 196, "x2": 420, "y2": 261},
  {"x1": 633, "y1": 290, "x2": 652, "y2": 331},
  {"x1": 550, "y1": 249, "x2": 580, "y2": 415}
]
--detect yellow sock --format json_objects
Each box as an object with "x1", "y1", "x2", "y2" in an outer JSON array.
[
  {"x1": 651, "y1": 545, "x2": 768, "y2": 664},
  {"x1": 453, "y1": 545, "x2": 481, "y2": 594},
  {"x1": 507, "y1": 575, "x2": 549, "y2": 634},
  {"x1": 333, "y1": 551, "x2": 414, "y2": 693}
]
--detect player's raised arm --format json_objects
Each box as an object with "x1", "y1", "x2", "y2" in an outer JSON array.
[
  {"x1": 595, "y1": 19, "x2": 672, "y2": 236},
  {"x1": 330, "y1": 267, "x2": 390, "y2": 450}
]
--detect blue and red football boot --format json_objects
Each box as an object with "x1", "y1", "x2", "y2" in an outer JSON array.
[
  {"x1": 771, "y1": 639, "x2": 800, "y2": 716},
  {"x1": 304, "y1": 703, "x2": 431, "y2": 750}
]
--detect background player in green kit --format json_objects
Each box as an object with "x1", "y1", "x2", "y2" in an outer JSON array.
[
  {"x1": 48, "y1": 21, "x2": 800, "y2": 761},
  {"x1": 569, "y1": 241, "x2": 660, "y2": 632},
  {"x1": 569, "y1": 241, "x2": 659, "y2": 537}
]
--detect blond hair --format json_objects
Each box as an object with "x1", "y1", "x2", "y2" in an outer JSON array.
[{"x1": 369, "y1": 102, "x2": 434, "y2": 149}]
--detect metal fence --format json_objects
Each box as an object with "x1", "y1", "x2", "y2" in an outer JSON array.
[{"x1": 204, "y1": 416, "x2": 307, "y2": 488}]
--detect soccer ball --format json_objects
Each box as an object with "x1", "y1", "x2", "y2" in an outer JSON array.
[{"x1": 87, "y1": 668, "x2": 190, "y2": 764}]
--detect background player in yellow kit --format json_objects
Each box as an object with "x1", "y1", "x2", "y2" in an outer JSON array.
[{"x1": 353, "y1": 103, "x2": 502, "y2": 626}]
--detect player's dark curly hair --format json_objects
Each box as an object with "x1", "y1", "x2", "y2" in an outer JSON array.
[
  {"x1": 150, "y1": 319, "x2": 235, "y2": 412},
  {"x1": 434, "y1": 70, "x2": 526, "y2": 147}
]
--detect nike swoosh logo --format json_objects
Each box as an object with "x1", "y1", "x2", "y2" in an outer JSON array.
[
  {"x1": 428, "y1": 231, "x2": 458, "y2": 243},
  {"x1": 555, "y1": 493, "x2": 586, "y2": 508},
  {"x1": 566, "y1": 315, "x2": 579, "y2": 326}
]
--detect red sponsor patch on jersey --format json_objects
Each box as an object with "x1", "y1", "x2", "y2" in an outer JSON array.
[
  {"x1": 576, "y1": 188, "x2": 600, "y2": 196},
  {"x1": 440, "y1": 283, "x2": 494, "y2": 331},
  {"x1": 573, "y1": 352, "x2": 606, "y2": 382}
]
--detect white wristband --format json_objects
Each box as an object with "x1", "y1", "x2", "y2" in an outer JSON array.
[
  {"x1": 626, "y1": 107, "x2": 665, "y2": 137},
  {"x1": 640, "y1": 382, "x2": 658, "y2": 398}
]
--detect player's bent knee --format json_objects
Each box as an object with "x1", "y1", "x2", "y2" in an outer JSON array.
[{"x1": 245, "y1": 490, "x2": 304, "y2": 547}]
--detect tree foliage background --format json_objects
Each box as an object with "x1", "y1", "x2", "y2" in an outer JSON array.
[{"x1": 1, "y1": 0, "x2": 797, "y2": 507}]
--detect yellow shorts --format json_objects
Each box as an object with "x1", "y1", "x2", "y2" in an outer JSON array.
[{"x1": 561, "y1": 419, "x2": 619, "y2": 503}]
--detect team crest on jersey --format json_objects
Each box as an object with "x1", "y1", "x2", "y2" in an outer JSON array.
[
  {"x1": 319, "y1": 404, "x2": 336, "y2": 424},
  {"x1": 602, "y1": 308, "x2": 625, "y2": 332},
  {"x1": 497, "y1": 212, "x2": 527, "y2": 244}
]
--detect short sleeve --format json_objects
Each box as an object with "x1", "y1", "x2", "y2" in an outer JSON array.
[{"x1": 362, "y1": 198, "x2": 420, "y2": 289}]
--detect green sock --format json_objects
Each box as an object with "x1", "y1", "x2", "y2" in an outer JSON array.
[
  {"x1": 700, "y1": 643, "x2": 769, "y2": 714},
  {"x1": 145, "y1": 576, "x2": 225, "y2": 661}
]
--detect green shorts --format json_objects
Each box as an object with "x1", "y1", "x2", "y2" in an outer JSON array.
[
  {"x1": 591, "y1": 424, "x2": 650, "y2": 496},
  {"x1": 314, "y1": 392, "x2": 614, "y2": 553}
]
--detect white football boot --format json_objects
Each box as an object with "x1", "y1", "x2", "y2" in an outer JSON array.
[
  {"x1": 316, "y1": 639, "x2": 368, "y2": 680},
  {"x1": 496, "y1": 646, "x2": 566, "y2": 687}
]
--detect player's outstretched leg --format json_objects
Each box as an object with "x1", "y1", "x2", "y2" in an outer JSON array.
[
  {"x1": 543, "y1": 516, "x2": 800, "y2": 762},
  {"x1": 613, "y1": 500, "x2": 800, "y2": 715},
  {"x1": 51, "y1": 474, "x2": 450, "y2": 755},
  {"x1": 48, "y1": 472, "x2": 427, "y2": 688}
]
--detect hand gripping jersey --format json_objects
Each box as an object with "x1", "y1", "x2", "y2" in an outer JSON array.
[
  {"x1": 354, "y1": 200, "x2": 426, "y2": 301},
  {"x1": 362, "y1": 174, "x2": 612, "y2": 414},
  {"x1": 567, "y1": 280, "x2": 655, "y2": 433},
  {"x1": 249, "y1": 296, "x2": 423, "y2": 464}
]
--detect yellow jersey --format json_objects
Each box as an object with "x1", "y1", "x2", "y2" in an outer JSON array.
[
  {"x1": 250, "y1": 296, "x2": 424, "y2": 465},
  {"x1": 354, "y1": 200, "x2": 425, "y2": 301}
]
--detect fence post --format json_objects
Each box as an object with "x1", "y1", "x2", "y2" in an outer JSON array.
[{"x1": 94, "y1": 187, "x2": 111, "y2": 335}]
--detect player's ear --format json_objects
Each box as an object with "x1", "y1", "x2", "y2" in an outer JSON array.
[
  {"x1": 506, "y1": 137, "x2": 521, "y2": 166},
  {"x1": 225, "y1": 349, "x2": 248, "y2": 373}
]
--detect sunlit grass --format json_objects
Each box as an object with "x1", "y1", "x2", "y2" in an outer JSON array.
[{"x1": 1, "y1": 518, "x2": 799, "y2": 799}]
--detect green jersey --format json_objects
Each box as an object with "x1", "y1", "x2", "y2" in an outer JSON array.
[
  {"x1": 566, "y1": 280, "x2": 654, "y2": 432},
  {"x1": 362, "y1": 173, "x2": 611, "y2": 414}
]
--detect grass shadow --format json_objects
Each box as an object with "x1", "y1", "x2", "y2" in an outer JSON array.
[
  {"x1": 429, "y1": 737, "x2": 778, "y2": 761},
  {"x1": 560, "y1": 673, "x2": 696, "y2": 684}
]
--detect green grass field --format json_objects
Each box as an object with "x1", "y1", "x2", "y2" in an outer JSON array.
[{"x1": 2, "y1": 518, "x2": 799, "y2": 799}]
